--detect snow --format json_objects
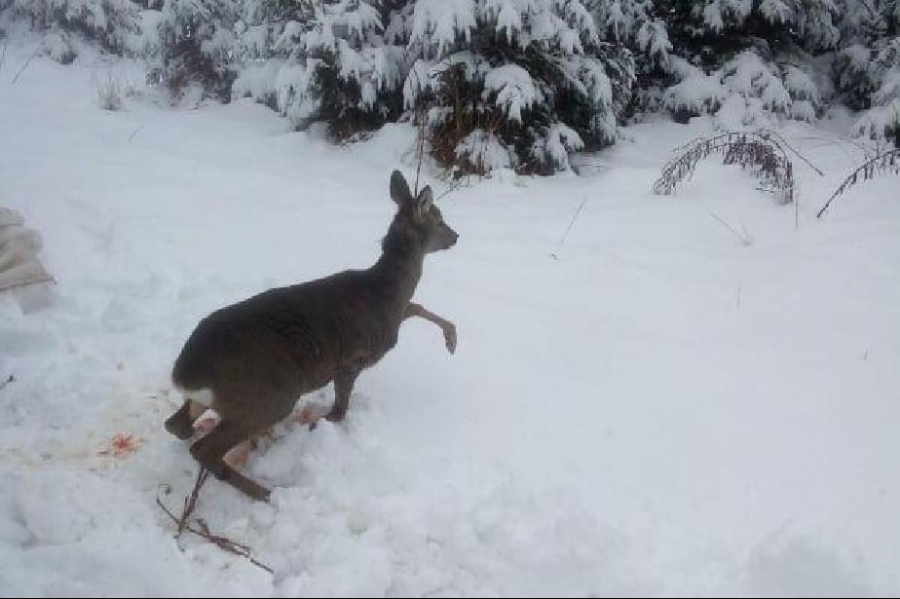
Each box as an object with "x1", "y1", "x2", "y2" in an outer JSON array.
[
  {"x1": 455, "y1": 129, "x2": 513, "y2": 172},
  {"x1": 759, "y1": 0, "x2": 792, "y2": 24},
  {"x1": 532, "y1": 122, "x2": 584, "y2": 170},
  {"x1": 724, "y1": 52, "x2": 792, "y2": 115},
  {"x1": 874, "y1": 68, "x2": 900, "y2": 106},
  {"x1": 665, "y1": 53, "x2": 827, "y2": 127},
  {"x1": 783, "y1": 65, "x2": 821, "y2": 106},
  {"x1": 665, "y1": 59, "x2": 727, "y2": 115},
  {"x1": 409, "y1": 0, "x2": 477, "y2": 58},
  {"x1": 494, "y1": 2, "x2": 523, "y2": 44},
  {"x1": 483, "y1": 64, "x2": 542, "y2": 123},
  {"x1": 2, "y1": 45, "x2": 900, "y2": 597},
  {"x1": 853, "y1": 97, "x2": 900, "y2": 140},
  {"x1": 635, "y1": 19, "x2": 671, "y2": 64}
]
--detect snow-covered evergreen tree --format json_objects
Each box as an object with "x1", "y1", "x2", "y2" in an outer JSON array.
[
  {"x1": 232, "y1": 0, "x2": 407, "y2": 139},
  {"x1": 149, "y1": 0, "x2": 240, "y2": 101},
  {"x1": 401, "y1": 0, "x2": 634, "y2": 175},
  {"x1": 584, "y1": 1, "x2": 670, "y2": 120},
  {"x1": 659, "y1": 0, "x2": 839, "y2": 60},
  {"x1": 834, "y1": 0, "x2": 900, "y2": 144},
  {"x1": 0, "y1": 0, "x2": 140, "y2": 58},
  {"x1": 646, "y1": 0, "x2": 836, "y2": 126},
  {"x1": 591, "y1": 0, "x2": 671, "y2": 67}
]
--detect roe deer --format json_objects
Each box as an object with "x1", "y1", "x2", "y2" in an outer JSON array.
[
  {"x1": 188, "y1": 300, "x2": 457, "y2": 471},
  {"x1": 164, "y1": 170, "x2": 458, "y2": 501}
]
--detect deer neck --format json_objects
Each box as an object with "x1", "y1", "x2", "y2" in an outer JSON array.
[{"x1": 370, "y1": 228, "x2": 425, "y2": 313}]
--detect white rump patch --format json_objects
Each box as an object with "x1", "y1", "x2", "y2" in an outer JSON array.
[{"x1": 175, "y1": 385, "x2": 215, "y2": 409}]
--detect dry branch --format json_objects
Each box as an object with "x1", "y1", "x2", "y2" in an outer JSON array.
[
  {"x1": 157, "y1": 469, "x2": 273, "y2": 574},
  {"x1": 12, "y1": 45, "x2": 41, "y2": 84},
  {"x1": 817, "y1": 149, "x2": 900, "y2": 217},
  {"x1": 0, "y1": 42, "x2": 8, "y2": 74}
]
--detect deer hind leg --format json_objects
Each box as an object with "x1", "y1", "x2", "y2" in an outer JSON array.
[
  {"x1": 189, "y1": 419, "x2": 271, "y2": 501},
  {"x1": 166, "y1": 398, "x2": 212, "y2": 440},
  {"x1": 222, "y1": 437, "x2": 262, "y2": 471},
  {"x1": 165, "y1": 400, "x2": 199, "y2": 440},
  {"x1": 189, "y1": 410, "x2": 255, "y2": 470}
]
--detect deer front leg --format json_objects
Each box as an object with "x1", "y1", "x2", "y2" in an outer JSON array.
[
  {"x1": 405, "y1": 302, "x2": 457, "y2": 354},
  {"x1": 191, "y1": 411, "x2": 280, "y2": 471},
  {"x1": 325, "y1": 369, "x2": 360, "y2": 422}
]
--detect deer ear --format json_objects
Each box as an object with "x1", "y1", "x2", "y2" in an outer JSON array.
[
  {"x1": 416, "y1": 186, "x2": 434, "y2": 216},
  {"x1": 389, "y1": 170, "x2": 412, "y2": 206}
]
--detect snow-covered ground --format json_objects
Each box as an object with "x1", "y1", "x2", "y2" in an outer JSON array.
[{"x1": 1, "y1": 45, "x2": 899, "y2": 597}]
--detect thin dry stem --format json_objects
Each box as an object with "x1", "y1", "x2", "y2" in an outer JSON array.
[
  {"x1": 817, "y1": 149, "x2": 900, "y2": 217},
  {"x1": 157, "y1": 469, "x2": 273, "y2": 574},
  {"x1": 12, "y1": 44, "x2": 41, "y2": 85}
]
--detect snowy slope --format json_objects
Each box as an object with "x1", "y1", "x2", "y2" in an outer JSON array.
[{"x1": 1, "y1": 46, "x2": 899, "y2": 597}]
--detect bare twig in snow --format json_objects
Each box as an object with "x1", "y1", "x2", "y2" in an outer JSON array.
[
  {"x1": 550, "y1": 196, "x2": 588, "y2": 259},
  {"x1": 757, "y1": 128, "x2": 824, "y2": 176},
  {"x1": 12, "y1": 45, "x2": 41, "y2": 85},
  {"x1": 0, "y1": 41, "x2": 8, "y2": 74},
  {"x1": 156, "y1": 469, "x2": 273, "y2": 574},
  {"x1": 410, "y1": 65, "x2": 427, "y2": 196},
  {"x1": 179, "y1": 467, "x2": 209, "y2": 535},
  {"x1": 708, "y1": 210, "x2": 754, "y2": 246},
  {"x1": 435, "y1": 176, "x2": 468, "y2": 201},
  {"x1": 413, "y1": 109, "x2": 426, "y2": 196}
]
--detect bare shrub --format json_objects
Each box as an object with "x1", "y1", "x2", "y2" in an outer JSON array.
[
  {"x1": 817, "y1": 149, "x2": 900, "y2": 217},
  {"x1": 96, "y1": 73, "x2": 123, "y2": 111},
  {"x1": 653, "y1": 131, "x2": 796, "y2": 204}
]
